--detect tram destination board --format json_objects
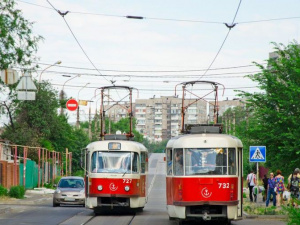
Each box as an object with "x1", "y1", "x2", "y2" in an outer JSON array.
[{"x1": 249, "y1": 146, "x2": 266, "y2": 162}]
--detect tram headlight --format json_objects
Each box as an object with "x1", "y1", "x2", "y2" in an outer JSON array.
[
  {"x1": 124, "y1": 185, "x2": 130, "y2": 192},
  {"x1": 97, "y1": 185, "x2": 103, "y2": 191}
]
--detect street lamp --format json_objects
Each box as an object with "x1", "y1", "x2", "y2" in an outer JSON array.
[
  {"x1": 38, "y1": 60, "x2": 62, "y2": 83},
  {"x1": 60, "y1": 74, "x2": 81, "y2": 115},
  {"x1": 76, "y1": 82, "x2": 90, "y2": 128}
]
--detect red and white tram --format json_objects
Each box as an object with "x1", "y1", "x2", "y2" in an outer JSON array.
[
  {"x1": 166, "y1": 129, "x2": 243, "y2": 223},
  {"x1": 166, "y1": 81, "x2": 243, "y2": 224},
  {"x1": 83, "y1": 85, "x2": 148, "y2": 214},
  {"x1": 84, "y1": 139, "x2": 148, "y2": 214}
]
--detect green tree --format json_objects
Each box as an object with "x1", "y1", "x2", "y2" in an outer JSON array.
[
  {"x1": 0, "y1": 0, "x2": 42, "y2": 71},
  {"x1": 238, "y1": 41, "x2": 300, "y2": 175}
]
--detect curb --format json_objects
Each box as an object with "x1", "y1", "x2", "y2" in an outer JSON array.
[
  {"x1": 0, "y1": 207, "x2": 12, "y2": 215},
  {"x1": 243, "y1": 211, "x2": 287, "y2": 220}
]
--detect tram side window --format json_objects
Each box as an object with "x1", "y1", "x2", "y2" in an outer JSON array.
[
  {"x1": 166, "y1": 148, "x2": 173, "y2": 175},
  {"x1": 91, "y1": 152, "x2": 97, "y2": 172},
  {"x1": 174, "y1": 149, "x2": 183, "y2": 175},
  {"x1": 140, "y1": 152, "x2": 147, "y2": 173},
  {"x1": 132, "y1": 152, "x2": 140, "y2": 173},
  {"x1": 215, "y1": 148, "x2": 227, "y2": 175},
  {"x1": 228, "y1": 148, "x2": 236, "y2": 175}
]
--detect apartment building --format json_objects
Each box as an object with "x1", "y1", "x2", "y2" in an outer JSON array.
[
  {"x1": 208, "y1": 98, "x2": 245, "y2": 123},
  {"x1": 135, "y1": 96, "x2": 207, "y2": 142}
]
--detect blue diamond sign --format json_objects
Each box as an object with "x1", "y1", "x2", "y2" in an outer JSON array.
[{"x1": 249, "y1": 146, "x2": 266, "y2": 162}]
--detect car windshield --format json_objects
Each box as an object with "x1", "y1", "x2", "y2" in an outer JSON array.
[
  {"x1": 58, "y1": 178, "x2": 84, "y2": 188},
  {"x1": 91, "y1": 151, "x2": 139, "y2": 174}
]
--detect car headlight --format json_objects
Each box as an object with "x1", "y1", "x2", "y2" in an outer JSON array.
[
  {"x1": 80, "y1": 189, "x2": 85, "y2": 194},
  {"x1": 98, "y1": 185, "x2": 103, "y2": 191},
  {"x1": 124, "y1": 186, "x2": 130, "y2": 192},
  {"x1": 55, "y1": 189, "x2": 61, "y2": 194}
]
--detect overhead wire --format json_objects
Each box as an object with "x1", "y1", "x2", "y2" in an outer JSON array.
[
  {"x1": 35, "y1": 61, "x2": 265, "y2": 73},
  {"x1": 16, "y1": 0, "x2": 300, "y2": 25},
  {"x1": 46, "y1": 0, "x2": 110, "y2": 84},
  {"x1": 198, "y1": 0, "x2": 242, "y2": 80},
  {"x1": 51, "y1": 83, "x2": 259, "y2": 91}
]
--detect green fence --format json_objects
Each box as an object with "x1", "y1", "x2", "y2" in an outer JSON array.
[
  {"x1": 19, "y1": 161, "x2": 62, "y2": 189},
  {"x1": 19, "y1": 160, "x2": 39, "y2": 189}
]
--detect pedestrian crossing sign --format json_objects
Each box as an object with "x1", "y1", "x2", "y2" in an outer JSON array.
[{"x1": 249, "y1": 146, "x2": 266, "y2": 162}]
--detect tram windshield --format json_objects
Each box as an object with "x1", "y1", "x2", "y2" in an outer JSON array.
[
  {"x1": 91, "y1": 151, "x2": 139, "y2": 174},
  {"x1": 184, "y1": 148, "x2": 236, "y2": 175}
]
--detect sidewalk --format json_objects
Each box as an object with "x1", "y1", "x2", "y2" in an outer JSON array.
[
  {"x1": 0, "y1": 188, "x2": 54, "y2": 215},
  {"x1": 243, "y1": 187, "x2": 289, "y2": 220}
]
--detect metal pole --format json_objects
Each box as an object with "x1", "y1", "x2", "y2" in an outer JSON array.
[
  {"x1": 23, "y1": 147, "x2": 27, "y2": 188},
  {"x1": 38, "y1": 148, "x2": 40, "y2": 188},
  {"x1": 66, "y1": 148, "x2": 68, "y2": 176},
  {"x1": 181, "y1": 85, "x2": 185, "y2": 133},
  {"x1": 42, "y1": 148, "x2": 44, "y2": 187},
  {"x1": 256, "y1": 162, "x2": 259, "y2": 203},
  {"x1": 89, "y1": 102, "x2": 92, "y2": 140},
  {"x1": 14, "y1": 146, "x2": 17, "y2": 186}
]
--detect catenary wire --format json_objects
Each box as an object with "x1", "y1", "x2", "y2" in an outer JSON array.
[
  {"x1": 46, "y1": 0, "x2": 110, "y2": 84},
  {"x1": 35, "y1": 61, "x2": 266, "y2": 73},
  {"x1": 198, "y1": 0, "x2": 243, "y2": 80},
  {"x1": 16, "y1": 0, "x2": 300, "y2": 25}
]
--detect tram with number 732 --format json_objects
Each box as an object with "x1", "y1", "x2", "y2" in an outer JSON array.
[{"x1": 166, "y1": 81, "x2": 243, "y2": 224}]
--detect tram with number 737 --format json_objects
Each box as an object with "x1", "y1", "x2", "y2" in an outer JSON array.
[{"x1": 166, "y1": 81, "x2": 243, "y2": 224}]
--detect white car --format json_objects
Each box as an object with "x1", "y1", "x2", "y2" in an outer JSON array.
[{"x1": 53, "y1": 176, "x2": 85, "y2": 207}]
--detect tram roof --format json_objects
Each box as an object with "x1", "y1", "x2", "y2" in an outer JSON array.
[
  {"x1": 167, "y1": 133, "x2": 243, "y2": 149},
  {"x1": 86, "y1": 140, "x2": 148, "y2": 152}
]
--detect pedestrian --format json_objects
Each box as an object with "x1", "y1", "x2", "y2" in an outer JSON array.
[
  {"x1": 174, "y1": 150, "x2": 183, "y2": 175},
  {"x1": 287, "y1": 168, "x2": 300, "y2": 207},
  {"x1": 262, "y1": 174, "x2": 268, "y2": 202},
  {"x1": 247, "y1": 170, "x2": 256, "y2": 202},
  {"x1": 266, "y1": 172, "x2": 276, "y2": 207},
  {"x1": 274, "y1": 169, "x2": 285, "y2": 207}
]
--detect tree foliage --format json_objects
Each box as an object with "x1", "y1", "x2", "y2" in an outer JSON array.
[
  {"x1": 1, "y1": 81, "x2": 90, "y2": 172},
  {"x1": 236, "y1": 41, "x2": 300, "y2": 175},
  {"x1": 0, "y1": 0, "x2": 42, "y2": 71}
]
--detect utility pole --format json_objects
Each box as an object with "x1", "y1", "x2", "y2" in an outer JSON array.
[{"x1": 65, "y1": 148, "x2": 68, "y2": 176}]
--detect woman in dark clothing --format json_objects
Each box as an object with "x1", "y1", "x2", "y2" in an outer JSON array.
[{"x1": 262, "y1": 174, "x2": 268, "y2": 202}]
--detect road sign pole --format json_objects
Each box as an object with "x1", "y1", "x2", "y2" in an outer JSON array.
[{"x1": 256, "y1": 162, "x2": 259, "y2": 203}]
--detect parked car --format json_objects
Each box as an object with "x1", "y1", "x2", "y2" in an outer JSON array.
[{"x1": 53, "y1": 176, "x2": 85, "y2": 207}]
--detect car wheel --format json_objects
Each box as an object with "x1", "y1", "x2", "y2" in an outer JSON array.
[{"x1": 53, "y1": 201, "x2": 59, "y2": 207}]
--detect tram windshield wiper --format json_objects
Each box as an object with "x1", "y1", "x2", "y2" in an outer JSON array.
[{"x1": 122, "y1": 170, "x2": 128, "y2": 177}]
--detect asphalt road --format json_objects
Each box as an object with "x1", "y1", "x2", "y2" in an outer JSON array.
[{"x1": 0, "y1": 153, "x2": 286, "y2": 225}]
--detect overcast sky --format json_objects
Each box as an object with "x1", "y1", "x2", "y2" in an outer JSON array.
[{"x1": 2, "y1": 0, "x2": 300, "y2": 123}]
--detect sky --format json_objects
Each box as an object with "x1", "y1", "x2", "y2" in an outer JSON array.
[{"x1": 2, "y1": 0, "x2": 300, "y2": 123}]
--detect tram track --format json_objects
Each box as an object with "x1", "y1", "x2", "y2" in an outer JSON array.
[{"x1": 82, "y1": 214, "x2": 136, "y2": 225}]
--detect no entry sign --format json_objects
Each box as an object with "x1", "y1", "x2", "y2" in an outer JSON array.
[{"x1": 66, "y1": 99, "x2": 78, "y2": 111}]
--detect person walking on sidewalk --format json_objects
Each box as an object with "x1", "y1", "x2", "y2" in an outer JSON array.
[
  {"x1": 247, "y1": 170, "x2": 256, "y2": 202},
  {"x1": 266, "y1": 172, "x2": 276, "y2": 207},
  {"x1": 262, "y1": 174, "x2": 268, "y2": 202},
  {"x1": 275, "y1": 169, "x2": 285, "y2": 207}
]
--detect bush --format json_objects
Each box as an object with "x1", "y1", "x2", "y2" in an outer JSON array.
[
  {"x1": 54, "y1": 176, "x2": 62, "y2": 185},
  {"x1": 283, "y1": 199, "x2": 300, "y2": 225},
  {"x1": 0, "y1": 185, "x2": 8, "y2": 196},
  {"x1": 9, "y1": 186, "x2": 25, "y2": 199}
]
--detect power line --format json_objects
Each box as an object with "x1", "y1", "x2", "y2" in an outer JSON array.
[
  {"x1": 14, "y1": 67, "x2": 260, "y2": 78},
  {"x1": 16, "y1": 0, "x2": 300, "y2": 25},
  {"x1": 36, "y1": 61, "x2": 265, "y2": 73},
  {"x1": 198, "y1": 0, "x2": 242, "y2": 80},
  {"x1": 46, "y1": 0, "x2": 110, "y2": 84},
  {"x1": 52, "y1": 83, "x2": 259, "y2": 91}
]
